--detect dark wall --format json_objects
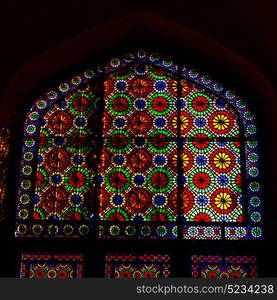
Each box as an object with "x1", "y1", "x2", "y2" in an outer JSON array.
[{"x1": 1, "y1": 0, "x2": 277, "y2": 96}]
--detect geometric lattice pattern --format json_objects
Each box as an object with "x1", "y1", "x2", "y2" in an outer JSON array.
[
  {"x1": 16, "y1": 81, "x2": 102, "y2": 237},
  {"x1": 191, "y1": 255, "x2": 258, "y2": 278},
  {"x1": 20, "y1": 253, "x2": 84, "y2": 278},
  {"x1": 15, "y1": 50, "x2": 262, "y2": 239},
  {"x1": 33, "y1": 83, "x2": 100, "y2": 222},
  {"x1": 105, "y1": 254, "x2": 170, "y2": 278},
  {"x1": 100, "y1": 65, "x2": 243, "y2": 224}
]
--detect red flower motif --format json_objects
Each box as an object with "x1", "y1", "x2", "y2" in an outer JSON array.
[
  {"x1": 151, "y1": 96, "x2": 169, "y2": 113},
  {"x1": 109, "y1": 171, "x2": 127, "y2": 189},
  {"x1": 128, "y1": 150, "x2": 152, "y2": 172},
  {"x1": 58, "y1": 269, "x2": 69, "y2": 279},
  {"x1": 121, "y1": 270, "x2": 132, "y2": 278},
  {"x1": 128, "y1": 112, "x2": 152, "y2": 135},
  {"x1": 193, "y1": 172, "x2": 211, "y2": 189},
  {"x1": 35, "y1": 269, "x2": 46, "y2": 279},
  {"x1": 112, "y1": 96, "x2": 129, "y2": 113},
  {"x1": 48, "y1": 111, "x2": 73, "y2": 134},
  {"x1": 68, "y1": 171, "x2": 86, "y2": 189},
  {"x1": 192, "y1": 133, "x2": 210, "y2": 150},
  {"x1": 127, "y1": 188, "x2": 151, "y2": 213},
  {"x1": 151, "y1": 172, "x2": 169, "y2": 189},
  {"x1": 130, "y1": 77, "x2": 153, "y2": 97},
  {"x1": 192, "y1": 96, "x2": 210, "y2": 112},
  {"x1": 209, "y1": 148, "x2": 235, "y2": 173},
  {"x1": 40, "y1": 187, "x2": 69, "y2": 215},
  {"x1": 208, "y1": 110, "x2": 234, "y2": 134},
  {"x1": 46, "y1": 149, "x2": 71, "y2": 173},
  {"x1": 72, "y1": 95, "x2": 90, "y2": 113}
]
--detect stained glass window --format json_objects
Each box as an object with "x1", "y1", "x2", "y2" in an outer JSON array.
[
  {"x1": 15, "y1": 50, "x2": 262, "y2": 240},
  {"x1": 105, "y1": 254, "x2": 170, "y2": 278},
  {"x1": 191, "y1": 255, "x2": 258, "y2": 278},
  {"x1": 20, "y1": 253, "x2": 84, "y2": 278}
]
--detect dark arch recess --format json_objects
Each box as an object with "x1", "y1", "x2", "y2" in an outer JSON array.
[{"x1": 0, "y1": 11, "x2": 276, "y2": 277}]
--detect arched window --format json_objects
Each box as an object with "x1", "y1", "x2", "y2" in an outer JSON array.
[
  {"x1": 15, "y1": 50, "x2": 262, "y2": 241},
  {"x1": 20, "y1": 253, "x2": 84, "y2": 278}
]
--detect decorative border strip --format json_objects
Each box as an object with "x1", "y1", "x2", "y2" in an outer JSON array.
[
  {"x1": 105, "y1": 253, "x2": 170, "y2": 278},
  {"x1": 15, "y1": 222, "x2": 93, "y2": 238},
  {"x1": 191, "y1": 255, "x2": 223, "y2": 263},
  {"x1": 183, "y1": 226, "x2": 222, "y2": 240},
  {"x1": 191, "y1": 254, "x2": 258, "y2": 278},
  {"x1": 99, "y1": 223, "x2": 177, "y2": 239},
  {"x1": 225, "y1": 256, "x2": 257, "y2": 264},
  {"x1": 105, "y1": 253, "x2": 170, "y2": 263},
  {"x1": 21, "y1": 253, "x2": 84, "y2": 261},
  {"x1": 225, "y1": 226, "x2": 263, "y2": 240},
  {"x1": 20, "y1": 253, "x2": 84, "y2": 278}
]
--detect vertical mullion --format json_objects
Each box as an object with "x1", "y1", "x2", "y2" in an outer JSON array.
[{"x1": 177, "y1": 65, "x2": 183, "y2": 241}]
